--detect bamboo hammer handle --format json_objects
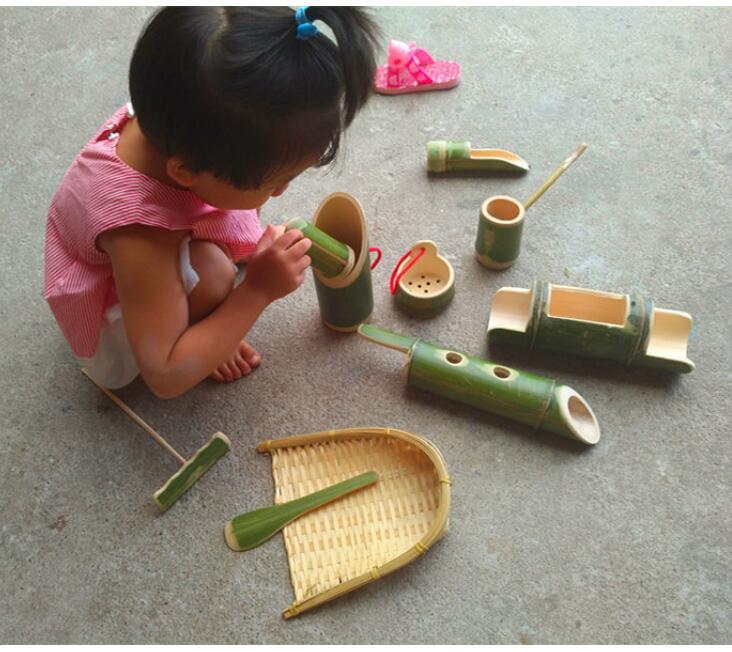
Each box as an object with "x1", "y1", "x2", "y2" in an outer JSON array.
[
  {"x1": 523, "y1": 143, "x2": 587, "y2": 211},
  {"x1": 82, "y1": 369, "x2": 187, "y2": 466}
]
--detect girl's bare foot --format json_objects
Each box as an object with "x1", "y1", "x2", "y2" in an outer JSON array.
[{"x1": 210, "y1": 340, "x2": 261, "y2": 382}]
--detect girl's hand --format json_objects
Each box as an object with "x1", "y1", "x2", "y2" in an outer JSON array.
[{"x1": 244, "y1": 224, "x2": 311, "y2": 303}]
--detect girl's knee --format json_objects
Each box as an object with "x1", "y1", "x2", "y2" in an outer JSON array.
[{"x1": 187, "y1": 241, "x2": 236, "y2": 322}]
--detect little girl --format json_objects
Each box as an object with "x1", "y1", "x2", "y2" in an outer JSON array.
[{"x1": 44, "y1": 7, "x2": 378, "y2": 398}]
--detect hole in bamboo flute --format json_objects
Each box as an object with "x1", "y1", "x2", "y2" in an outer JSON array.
[
  {"x1": 493, "y1": 366, "x2": 511, "y2": 379},
  {"x1": 446, "y1": 352, "x2": 463, "y2": 364}
]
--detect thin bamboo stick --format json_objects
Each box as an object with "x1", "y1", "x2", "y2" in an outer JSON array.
[
  {"x1": 82, "y1": 369, "x2": 186, "y2": 465},
  {"x1": 523, "y1": 143, "x2": 587, "y2": 210}
]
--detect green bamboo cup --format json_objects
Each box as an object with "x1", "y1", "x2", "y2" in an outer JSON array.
[
  {"x1": 487, "y1": 281, "x2": 695, "y2": 373},
  {"x1": 358, "y1": 324, "x2": 600, "y2": 445},
  {"x1": 311, "y1": 192, "x2": 375, "y2": 332},
  {"x1": 426, "y1": 141, "x2": 530, "y2": 174},
  {"x1": 285, "y1": 218, "x2": 355, "y2": 279},
  {"x1": 475, "y1": 195, "x2": 525, "y2": 270}
]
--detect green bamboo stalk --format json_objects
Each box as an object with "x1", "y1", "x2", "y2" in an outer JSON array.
[
  {"x1": 311, "y1": 193, "x2": 374, "y2": 332},
  {"x1": 153, "y1": 432, "x2": 231, "y2": 511},
  {"x1": 426, "y1": 141, "x2": 530, "y2": 174},
  {"x1": 224, "y1": 471, "x2": 379, "y2": 552},
  {"x1": 357, "y1": 325, "x2": 600, "y2": 445},
  {"x1": 285, "y1": 218, "x2": 354, "y2": 278}
]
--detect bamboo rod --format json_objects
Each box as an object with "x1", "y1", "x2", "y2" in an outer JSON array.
[
  {"x1": 523, "y1": 143, "x2": 587, "y2": 210},
  {"x1": 82, "y1": 369, "x2": 186, "y2": 466}
]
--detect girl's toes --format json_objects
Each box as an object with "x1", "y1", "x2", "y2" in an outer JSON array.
[
  {"x1": 211, "y1": 369, "x2": 226, "y2": 383},
  {"x1": 226, "y1": 361, "x2": 242, "y2": 380},
  {"x1": 234, "y1": 354, "x2": 252, "y2": 376},
  {"x1": 239, "y1": 341, "x2": 260, "y2": 367}
]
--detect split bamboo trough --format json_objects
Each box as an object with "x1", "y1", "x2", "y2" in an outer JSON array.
[
  {"x1": 487, "y1": 281, "x2": 695, "y2": 373},
  {"x1": 256, "y1": 427, "x2": 451, "y2": 619}
]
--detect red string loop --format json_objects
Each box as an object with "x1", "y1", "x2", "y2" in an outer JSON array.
[
  {"x1": 369, "y1": 246, "x2": 382, "y2": 270},
  {"x1": 389, "y1": 246, "x2": 426, "y2": 295}
]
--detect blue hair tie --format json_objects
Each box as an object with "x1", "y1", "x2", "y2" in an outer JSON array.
[{"x1": 295, "y1": 6, "x2": 319, "y2": 40}]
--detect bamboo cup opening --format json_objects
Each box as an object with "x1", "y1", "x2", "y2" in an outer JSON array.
[
  {"x1": 561, "y1": 390, "x2": 601, "y2": 445},
  {"x1": 486, "y1": 197, "x2": 522, "y2": 221}
]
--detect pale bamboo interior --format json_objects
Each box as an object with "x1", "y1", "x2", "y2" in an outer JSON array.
[
  {"x1": 547, "y1": 285, "x2": 628, "y2": 326},
  {"x1": 485, "y1": 196, "x2": 523, "y2": 222},
  {"x1": 312, "y1": 193, "x2": 366, "y2": 289},
  {"x1": 399, "y1": 242, "x2": 454, "y2": 299},
  {"x1": 557, "y1": 386, "x2": 601, "y2": 445},
  {"x1": 260, "y1": 428, "x2": 450, "y2": 618},
  {"x1": 645, "y1": 308, "x2": 693, "y2": 362},
  {"x1": 487, "y1": 287, "x2": 532, "y2": 333},
  {"x1": 471, "y1": 148, "x2": 525, "y2": 162}
]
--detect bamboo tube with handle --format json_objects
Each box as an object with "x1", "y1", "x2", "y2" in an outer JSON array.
[
  {"x1": 82, "y1": 370, "x2": 231, "y2": 511},
  {"x1": 357, "y1": 324, "x2": 600, "y2": 445},
  {"x1": 475, "y1": 144, "x2": 587, "y2": 270}
]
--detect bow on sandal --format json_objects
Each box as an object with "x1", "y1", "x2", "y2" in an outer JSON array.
[{"x1": 374, "y1": 39, "x2": 461, "y2": 95}]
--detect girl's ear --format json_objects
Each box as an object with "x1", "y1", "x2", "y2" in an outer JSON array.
[{"x1": 166, "y1": 156, "x2": 199, "y2": 188}]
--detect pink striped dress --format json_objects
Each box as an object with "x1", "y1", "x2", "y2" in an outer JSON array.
[{"x1": 44, "y1": 104, "x2": 262, "y2": 358}]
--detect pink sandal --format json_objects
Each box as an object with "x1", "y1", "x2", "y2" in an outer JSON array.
[{"x1": 374, "y1": 39, "x2": 461, "y2": 95}]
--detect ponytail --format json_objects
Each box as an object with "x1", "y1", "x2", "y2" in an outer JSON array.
[
  {"x1": 130, "y1": 7, "x2": 380, "y2": 189},
  {"x1": 303, "y1": 7, "x2": 380, "y2": 126}
]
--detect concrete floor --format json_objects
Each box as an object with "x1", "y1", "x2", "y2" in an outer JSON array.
[{"x1": 1, "y1": 6, "x2": 730, "y2": 644}]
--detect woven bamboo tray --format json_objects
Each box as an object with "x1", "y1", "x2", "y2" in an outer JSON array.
[{"x1": 257, "y1": 427, "x2": 451, "y2": 619}]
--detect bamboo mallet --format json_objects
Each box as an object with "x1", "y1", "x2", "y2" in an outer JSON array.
[
  {"x1": 523, "y1": 143, "x2": 587, "y2": 210},
  {"x1": 224, "y1": 471, "x2": 378, "y2": 552},
  {"x1": 82, "y1": 370, "x2": 231, "y2": 511}
]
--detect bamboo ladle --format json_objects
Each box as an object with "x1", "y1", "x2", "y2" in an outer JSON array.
[{"x1": 475, "y1": 144, "x2": 587, "y2": 269}]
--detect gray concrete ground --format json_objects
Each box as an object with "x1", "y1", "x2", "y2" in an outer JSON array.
[{"x1": 1, "y1": 6, "x2": 730, "y2": 644}]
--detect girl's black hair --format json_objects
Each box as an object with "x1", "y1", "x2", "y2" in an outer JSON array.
[{"x1": 129, "y1": 7, "x2": 379, "y2": 188}]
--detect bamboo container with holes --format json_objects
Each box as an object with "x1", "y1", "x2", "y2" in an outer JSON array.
[
  {"x1": 256, "y1": 427, "x2": 451, "y2": 619},
  {"x1": 358, "y1": 324, "x2": 601, "y2": 445},
  {"x1": 487, "y1": 281, "x2": 695, "y2": 373},
  {"x1": 393, "y1": 240, "x2": 455, "y2": 315},
  {"x1": 310, "y1": 192, "x2": 375, "y2": 332}
]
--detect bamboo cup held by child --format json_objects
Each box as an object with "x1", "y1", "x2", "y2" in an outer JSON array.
[{"x1": 475, "y1": 144, "x2": 587, "y2": 270}]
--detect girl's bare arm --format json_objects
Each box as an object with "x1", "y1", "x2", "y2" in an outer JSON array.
[{"x1": 99, "y1": 224, "x2": 309, "y2": 398}]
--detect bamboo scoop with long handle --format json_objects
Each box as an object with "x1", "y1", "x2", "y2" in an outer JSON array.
[
  {"x1": 82, "y1": 370, "x2": 231, "y2": 511},
  {"x1": 475, "y1": 143, "x2": 588, "y2": 270},
  {"x1": 224, "y1": 471, "x2": 379, "y2": 552}
]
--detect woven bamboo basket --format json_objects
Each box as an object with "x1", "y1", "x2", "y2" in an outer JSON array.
[{"x1": 256, "y1": 427, "x2": 451, "y2": 619}]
